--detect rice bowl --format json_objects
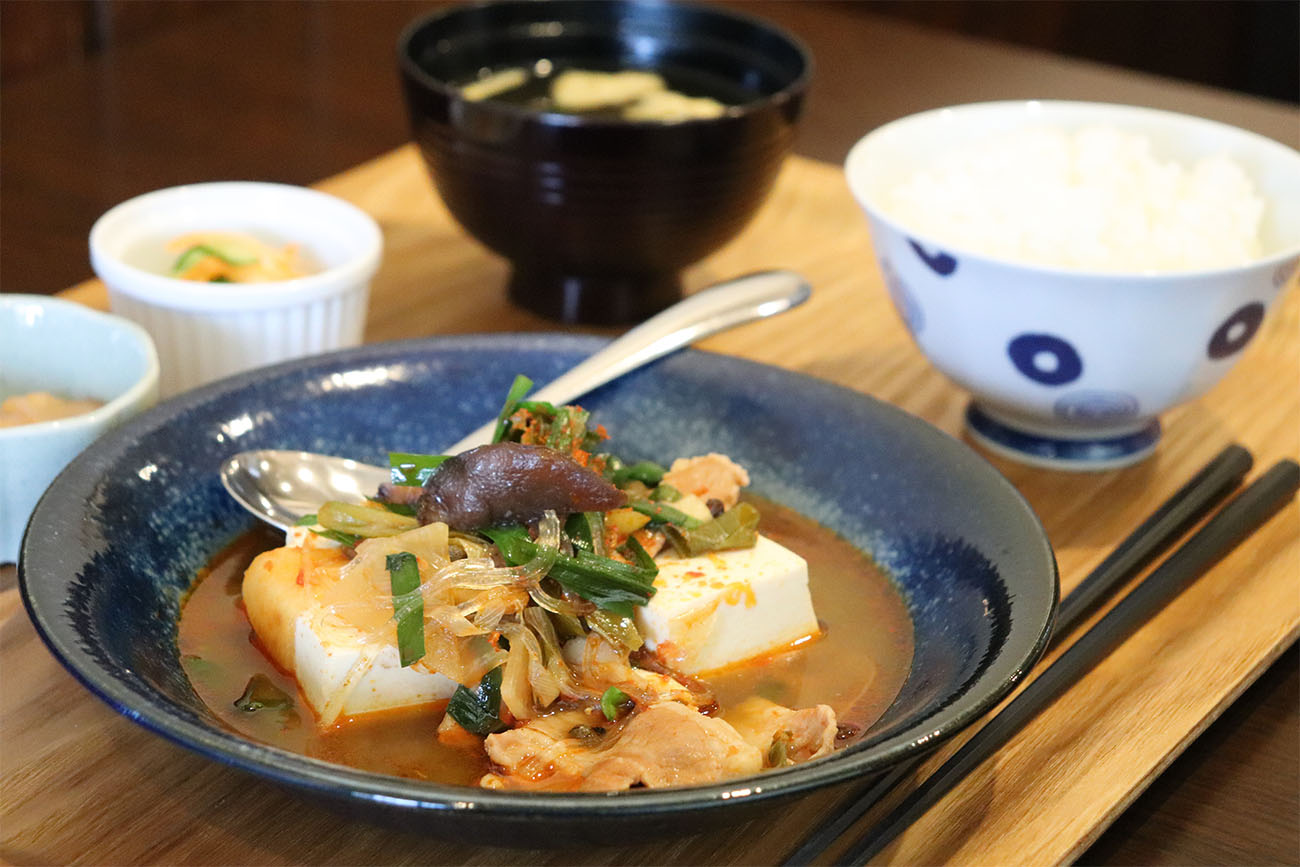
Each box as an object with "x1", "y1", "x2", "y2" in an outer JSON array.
[{"x1": 845, "y1": 100, "x2": 1300, "y2": 470}]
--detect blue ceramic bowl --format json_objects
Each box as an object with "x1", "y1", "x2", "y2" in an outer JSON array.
[{"x1": 19, "y1": 335, "x2": 1056, "y2": 845}]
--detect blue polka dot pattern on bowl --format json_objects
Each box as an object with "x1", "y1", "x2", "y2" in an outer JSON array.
[
  {"x1": 907, "y1": 239, "x2": 957, "y2": 277},
  {"x1": 1207, "y1": 302, "x2": 1265, "y2": 359},
  {"x1": 1007, "y1": 334, "x2": 1083, "y2": 386}
]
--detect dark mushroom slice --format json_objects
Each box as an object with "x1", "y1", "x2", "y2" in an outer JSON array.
[
  {"x1": 377, "y1": 482, "x2": 424, "y2": 506},
  {"x1": 417, "y1": 442, "x2": 626, "y2": 531}
]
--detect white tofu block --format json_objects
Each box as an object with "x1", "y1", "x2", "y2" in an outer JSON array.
[
  {"x1": 281, "y1": 529, "x2": 456, "y2": 720},
  {"x1": 293, "y1": 616, "x2": 458, "y2": 721},
  {"x1": 635, "y1": 534, "x2": 819, "y2": 675}
]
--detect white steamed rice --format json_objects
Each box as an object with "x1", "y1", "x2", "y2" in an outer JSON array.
[{"x1": 882, "y1": 126, "x2": 1265, "y2": 273}]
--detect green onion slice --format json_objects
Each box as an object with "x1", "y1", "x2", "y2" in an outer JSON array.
[
  {"x1": 170, "y1": 241, "x2": 259, "y2": 274},
  {"x1": 587, "y1": 609, "x2": 644, "y2": 653},
  {"x1": 621, "y1": 535, "x2": 657, "y2": 573},
  {"x1": 318, "y1": 500, "x2": 418, "y2": 538},
  {"x1": 649, "y1": 483, "x2": 681, "y2": 502},
  {"x1": 768, "y1": 729, "x2": 794, "y2": 767},
  {"x1": 611, "y1": 461, "x2": 666, "y2": 487},
  {"x1": 233, "y1": 674, "x2": 295, "y2": 712},
  {"x1": 490, "y1": 374, "x2": 534, "y2": 444},
  {"x1": 549, "y1": 611, "x2": 587, "y2": 643},
  {"x1": 389, "y1": 451, "x2": 449, "y2": 486},
  {"x1": 565, "y1": 510, "x2": 606, "y2": 557},
  {"x1": 171, "y1": 247, "x2": 208, "y2": 274},
  {"x1": 447, "y1": 666, "x2": 507, "y2": 735},
  {"x1": 600, "y1": 686, "x2": 631, "y2": 721},
  {"x1": 309, "y1": 527, "x2": 361, "y2": 548},
  {"x1": 482, "y1": 524, "x2": 655, "y2": 617},
  {"x1": 630, "y1": 500, "x2": 702, "y2": 528},
  {"x1": 665, "y1": 501, "x2": 761, "y2": 556},
  {"x1": 386, "y1": 552, "x2": 425, "y2": 667}
]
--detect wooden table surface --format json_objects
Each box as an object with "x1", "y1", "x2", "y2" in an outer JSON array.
[{"x1": 2, "y1": 3, "x2": 1297, "y2": 865}]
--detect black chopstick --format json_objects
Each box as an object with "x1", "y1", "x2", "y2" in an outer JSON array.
[
  {"x1": 782, "y1": 443, "x2": 1254, "y2": 865},
  {"x1": 1053, "y1": 443, "x2": 1253, "y2": 638},
  {"x1": 835, "y1": 457, "x2": 1300, "y2": 865}
]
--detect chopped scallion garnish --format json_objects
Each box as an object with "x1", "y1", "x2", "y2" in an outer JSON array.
[
  {"x1": 318, "y1": 500, "x2": 418, "y2": 538},
  {"x1": 649, "y1": 484, "x2": 681, "y2": 502},
  {"x1": 621, "y1": 534, "x2": 656, "y2": 573},
  {"x1": 389, "y1": 452, "x2": 449, "y2": 486},
  {"x1": 601, "y1": 686, "x2": 631, "y2": 721},
  {"x1": 447, "y1": 666, "x2": 507, "y2": 735},
  {"x1": 386, "y1": 552, "x2": 425, "y2": 667},
  {"x1": 664, "y1": 501, "x2": 761, "y2": 556},
  {"x1": 490, "y1": 374, "x2": 534, "y2": 444},
  {"x1": 611, "y1": 461, "x2": 666, "y2": 487},
  {"x1": 565, "y1": 510, "x2": 606, "y2": 557},
  {"x1": 233, "y1": 674, "x2": 295, "y2": 712},
  {"x1": 630, "y1": 500, "x2": 702, "y2": 528},
  {"x1": 515, "y1": 399, "x2": 557, "y2": 415},
  {"x1": 309, "y1": 527, "x2": 361, "y2": 548},
  {"x1": 482, "y1": 524, "x2": 655, "y2": 617},
  {"x1": 768, "y1": 729, "x2": 793, "y2": 767},
  {"x1": 587, "y1": 609, "x2": 644, "y2": 653}
]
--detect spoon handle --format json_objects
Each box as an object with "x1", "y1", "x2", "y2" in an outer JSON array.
[{"x1": 442, "y1": 270, "x2": 811, "y2": 454}]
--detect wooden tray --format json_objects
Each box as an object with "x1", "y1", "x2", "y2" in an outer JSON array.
[{"x1": 4, "y1": 149, "x2": 1297, "y2": 865}]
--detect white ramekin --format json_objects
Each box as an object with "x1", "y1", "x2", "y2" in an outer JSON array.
[
  {"x1": 1, "y1": 294, "x2": 160, "y2": 563},
  {"x1": 89, "y1": 182, "x2": 382, "y2": 397}
]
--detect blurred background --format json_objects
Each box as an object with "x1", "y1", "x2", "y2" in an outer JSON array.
[{"x1": 6, "y1": 1, "x2": 1297, "y2": 101}]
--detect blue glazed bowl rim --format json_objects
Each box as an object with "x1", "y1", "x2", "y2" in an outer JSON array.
[{"x1": 20, "y1": 333, "x2": 1057, "y2": 821}]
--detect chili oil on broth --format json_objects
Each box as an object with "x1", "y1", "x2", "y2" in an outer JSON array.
[
  {"x1": 176, "y1": 498, "x2": 914, "y2": 786},
  {"x1": 710, "y1": 498, "x2": 913, "y2": 739},
  {"x1": 178, "y1": 526, "x2": 489, "y2": 785}
]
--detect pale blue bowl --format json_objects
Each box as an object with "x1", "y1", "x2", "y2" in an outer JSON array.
[{"x1": 1, "y1": 295, "x2": 158, "y2": 563}]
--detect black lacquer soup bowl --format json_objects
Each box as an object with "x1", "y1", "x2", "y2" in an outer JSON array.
[{"x1": 398, "y1": 1, "x2": 811, "y2": 324}]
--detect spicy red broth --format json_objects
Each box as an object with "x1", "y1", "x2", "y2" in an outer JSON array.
[{"x1": 178, "y1": 497, "x2": 914, "y2": 786}]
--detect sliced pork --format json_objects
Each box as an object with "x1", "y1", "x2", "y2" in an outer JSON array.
[{"x1": 482, "y1": 702, "x2": 763, "y2": 791}]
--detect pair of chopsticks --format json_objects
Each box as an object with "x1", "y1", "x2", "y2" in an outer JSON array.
[{"x1": 785, "y1": 444, "x2": 1300, "y2": 866}]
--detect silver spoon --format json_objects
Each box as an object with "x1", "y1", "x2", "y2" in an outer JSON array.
[{"x1": 222, "y1": 270, "x2": 810, "y2": 531}]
